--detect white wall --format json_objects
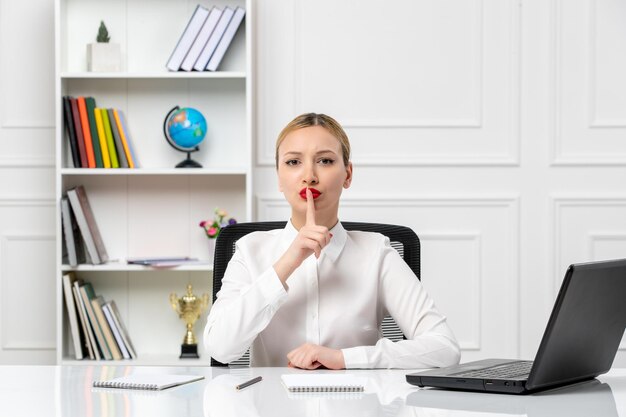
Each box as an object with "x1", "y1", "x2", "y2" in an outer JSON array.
[
  {"x1": 0, "y1": 0, "x2": 624, "y2": 365},
  {"x1": 253, "y1": 0, "x2": 626, "y2": 366}
]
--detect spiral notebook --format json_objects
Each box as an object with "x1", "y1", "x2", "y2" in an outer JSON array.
[
  {"x1": 281, "y1": 374, "x2": 366, "y2": 393},
  {"x1": 93, "y1": 374, "x2": 204, "y2": 391}
]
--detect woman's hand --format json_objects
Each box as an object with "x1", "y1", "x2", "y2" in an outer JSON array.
[
  {"x1": 287, "y1": 343, "x2": 346, "y2": 370},
  {"x1": 273, "y1": 188, "x2": 332, "y2": 285}
]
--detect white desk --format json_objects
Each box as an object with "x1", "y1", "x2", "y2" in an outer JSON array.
[{"x1": 0, "y1": 366, "x2": 624, "y2": 416}]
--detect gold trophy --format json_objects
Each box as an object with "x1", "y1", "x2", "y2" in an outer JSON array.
[{"x1": 170, "y1": 284, "x2": 209, "y2": 359}]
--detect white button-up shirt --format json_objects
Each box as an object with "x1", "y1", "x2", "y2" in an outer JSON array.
[{"x1": 204, "y1": 220, "x2": 461, "y2": 368}]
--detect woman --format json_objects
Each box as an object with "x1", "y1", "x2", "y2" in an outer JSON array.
[{"x1": 204, "y1": 113, "x2": 460, "y2": 369}]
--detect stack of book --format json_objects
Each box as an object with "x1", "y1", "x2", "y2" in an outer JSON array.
[
  {"x1": 62, "y1": 272, "x2": 136, "y2": 361},
  {"x1": 61, "y1": 185, "x2": 108, "y2": 266},
  {"x1": 62, "y1": 96, "x2": 138, "y2": 169},
  {"x1": 166, "y1": 4, "x2": 246, "y2": 72}
]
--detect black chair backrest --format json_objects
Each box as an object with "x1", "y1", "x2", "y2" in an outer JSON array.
[{"x1": 210, "y1": 221, "x2": 420, "y2": 367}]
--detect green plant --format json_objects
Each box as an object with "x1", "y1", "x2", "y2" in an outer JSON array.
[{"x1": 97, "y1": 21, "x2": 110, "y2": 43}]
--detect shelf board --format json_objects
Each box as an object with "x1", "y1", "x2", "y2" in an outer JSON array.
[
  {"x1": 62, "y1": 262, "x2": 213, "y2": 272},
  {"x1": 61, "y1": 355, "x2": 212, "y2": 367},
  {"x1": 60, "y1": 168, "x2": 247, "y2": 176},
  {"x1": 60, "y1": 71, "x2": 246, "y2": 80}
]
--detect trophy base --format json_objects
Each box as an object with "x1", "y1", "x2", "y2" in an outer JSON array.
[{"x1": 179, "y1": 343, "x2": 199, "y2": 359}]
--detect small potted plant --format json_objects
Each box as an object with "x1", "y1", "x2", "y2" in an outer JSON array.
[{"x1": 87, "y1": 21, "x2": 121, "y2": 72}]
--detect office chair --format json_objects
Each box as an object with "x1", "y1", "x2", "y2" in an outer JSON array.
[{"x1": 210, "y1": 221, "x2": 421, "y2": 367}]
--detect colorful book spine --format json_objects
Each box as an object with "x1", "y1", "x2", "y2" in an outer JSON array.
[
  {"x1": 62, "y1": 96, "x2": 80, "y2": 168},
  {"x1": 79, "y1": 283, "x2": 112, "y2": 360},
  {"x1": 101, "y1": 109, "x2": 119, "y2": 168},
  {"x1": 107, "y1": 109, "x2": 128, "y2": 168},
  {"x1": 77, "y1": 97, "x2": 96, "y2": 168},
  {"x1": 118, "y1": 110, "x2": 139, "y2": 168},
  {"x1": 91, "y1": 296, "x2": 123, "y2": 360},
  {"x1": 70, "y1": 98, "x2": 88, "y2": 168},
  {"x1": 85, "y1": 97, "x2": 103, "y2": 168},
  {"x1": 113, "y1": 109, "x2": 134, "y2": 168},
  {"x1": 94, "y1": 108, "x2": 111, "y2": 168}
]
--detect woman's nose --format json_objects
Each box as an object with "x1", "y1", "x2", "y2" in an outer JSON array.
[{"x1": 302, "y1": 163, "x2": 318, "y2": 185}]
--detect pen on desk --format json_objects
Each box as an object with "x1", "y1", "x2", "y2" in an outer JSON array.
[{"x1": 236, "y1": 376, "x2": 262, "y2": 390}]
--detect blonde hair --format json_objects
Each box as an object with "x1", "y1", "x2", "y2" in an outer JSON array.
[{"x1": 275, "y1": 113, "x2": 351, "y2": 169}]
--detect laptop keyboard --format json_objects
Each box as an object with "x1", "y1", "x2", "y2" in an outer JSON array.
[{"x1": 451, "y1": 361, "x2": 533, "y2": 379}]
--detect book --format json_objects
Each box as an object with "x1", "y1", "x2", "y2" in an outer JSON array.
[
  {"x1": 180, "y1": 7, "x2": 222, "y2": 71},
  {"x1": 70, "y1": 97, "x2": 88, "y2": 168},
  {"x1": 206, "y1": 7, "x2": 245, "y2": 71},
  {"x1": 126, "y1": 256, "x2": 205, "y2": 267},
  {"x1": 61, "y1": 197, "x2": 85, "y2": 267},
  {"x1": 85, "y1": 97, "x2": 104, "y2": 168},
  {"x1": 77, "y1": 97, "x2": 96, "y2": 168},
  {"x1": 112, "y1": 109, "x2": 134, "y2": 168},
  {"x1": 72, "y1": 279, "x2": 101, "y2": 360},
  {"x1": 62, "y1": 272, "x2": 85, "y2": 360},
  {"x1": 101, "y1": 302, "x2": 131, "y2": 359},
  {"x1": 280, "y1": 375, "x2": 367, "y2": 393},
  {"x1": 106, "y1": 300, "x2": 137, "y2": 359},
  {"x1": 93, "y1": 107, "x2": 111, "y2": 168},
  {"x1": 67, "y1": 185, "x2": 109, "y2": 264},
  {"x1": 79, "y1": 282, "x2": 112, "y2": 360},
  {"x1": 62, "y1": 96, "x2": 80, "y2": 168},
  {"x1": 193, "y1": 7, "x2": 234, "y2": 71},
  {"x1": 106, "y1": 109, "x2": 128, "y2": 168},
  {"x1": 117, "y1": 110, "x2": 139, "y2": 168},
  {"x1": 91, "y1": 296, "x2": 123, "y2": 360},
  {"x1": 166, "y1": 5, "x2": 211, "y2": 71},
  {"x1": 101, "y1": 109, "x2": 119, "y2": 168},
  {"x1": 93, "y1": 374, "x2": 204, "y2": 390}
]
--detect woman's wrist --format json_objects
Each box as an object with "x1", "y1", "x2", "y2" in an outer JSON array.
[{"x1": 273, "y1": 252, "x2": 299, "y2": 286}]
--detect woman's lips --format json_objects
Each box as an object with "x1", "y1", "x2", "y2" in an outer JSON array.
[{"x1": 299, "y1": 188, "x2": 321, "y2": 200}]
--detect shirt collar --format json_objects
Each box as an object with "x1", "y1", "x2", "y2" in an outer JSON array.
[{"x1": 281, "y1": 219, "x2": 347, "y2": 263}]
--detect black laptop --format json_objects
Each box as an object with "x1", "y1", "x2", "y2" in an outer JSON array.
[
  {"x1": 406, "y1": 379, "x2": 618, "y2": 416},
  {"x1": 407, "y1": 258, "x2": 626, "y2": 394}
]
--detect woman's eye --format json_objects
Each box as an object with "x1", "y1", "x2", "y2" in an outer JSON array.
[
  {"x1": 285, "y1": 159, "x2": 299, "y2": 166},
  {"x1": 319, "y1": 158, "x2": 334, "y2": 165}
]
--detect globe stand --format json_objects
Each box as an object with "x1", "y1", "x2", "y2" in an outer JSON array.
[{"x1": 176, "y1": 151, "x2": 203, "y2": 168}]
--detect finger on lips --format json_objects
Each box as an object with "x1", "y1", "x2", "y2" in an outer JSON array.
[{"x1": 306, "y1": 188, "x2": 316, "y2": 226}]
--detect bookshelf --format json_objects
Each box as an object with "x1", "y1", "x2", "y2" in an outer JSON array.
[{"x1": 55, "y1": 0, "x2": 253, "y2": 365}]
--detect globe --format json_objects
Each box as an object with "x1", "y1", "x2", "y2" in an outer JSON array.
[{"x1": 163, "y1": 106, "x2": 207, "y2": 168}]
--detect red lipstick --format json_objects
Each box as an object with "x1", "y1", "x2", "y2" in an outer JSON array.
[{"x1": 300, "y1": 187, "x2": 321, "y2": 200}]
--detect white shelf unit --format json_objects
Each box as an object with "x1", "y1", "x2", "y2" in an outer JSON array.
[{"x1": 55, "y1": 0, "x2": 253, "y2": 365}]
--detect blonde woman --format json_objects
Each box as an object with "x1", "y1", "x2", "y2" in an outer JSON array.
[{"x1": 204, "y1": 113, "x2": 460, "y2": 369}]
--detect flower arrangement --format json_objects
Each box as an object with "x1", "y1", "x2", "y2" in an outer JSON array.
[{"x1": 199, "y1": 207, "x2": 237, "y2": 239}]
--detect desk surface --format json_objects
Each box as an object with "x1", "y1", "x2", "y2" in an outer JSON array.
[{"x1": 0, "y1": 366, "x2": 624, "y2": 417}]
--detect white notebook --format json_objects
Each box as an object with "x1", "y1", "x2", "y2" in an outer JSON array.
[
  {"x1": 281, "y1": 374, "x2": 366, "y2": 393},
  {"x1": 93, "y1": 374, "x2": 204, "y2": 391}
]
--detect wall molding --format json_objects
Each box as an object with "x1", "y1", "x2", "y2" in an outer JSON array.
[
  {"x1": 551, "y1": 195, "x2": 626, "y2": 297},
  {"x1": 0, "y1": 197, "x2": 55, "y2": 207},
  {"x1": 420, "y1": 232, "x2": 482, "y2": 350},
  {"x1": 587, "y1": 0, "x2": 626, "y2": 128},
  {"x1": 0, "y1": 233, "x2": 55, "y2": 351},
  {"x1": 294, "y1": 0, "x2": 484, "y2": 129},
  {"x1": 257, "y1": 0, "x2": 521, "y2": 167},
  {"x1": 0, "y1": 156, "x2": 55, "y2": 168},
  {"x1": 550, "y1": 0, "x2": 626, "y2": 166}
]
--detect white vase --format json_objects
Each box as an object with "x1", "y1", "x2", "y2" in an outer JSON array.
[
  {"x1": 87, "y1": 43, "x2": 121, "y2": 72},
  {"x1": 207, "y1": 239, "x2": 216, "y2": 264}
]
